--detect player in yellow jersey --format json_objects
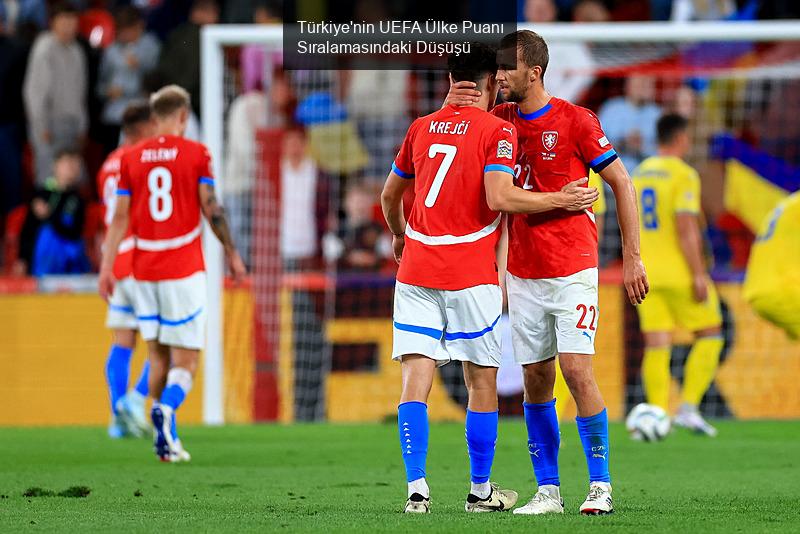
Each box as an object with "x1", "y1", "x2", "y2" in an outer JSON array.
[
  {"x1": 631, "y1": 114, "x2": 723, "y2": 436},
  {"x1": 744, "y1": 192, "x2": 800, "y2": 339}
]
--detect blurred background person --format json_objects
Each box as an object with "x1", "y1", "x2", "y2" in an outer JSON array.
[
  {"x1": 598, "y1": 75, "x2": 661, "y2": 171},
  {"x1": 524, "y1": 0, "x2": 595, "y2": 103},
  {"x1": 23, "y1": 2, "x2": 87, "y2": 184},
  {"x1": 19, "y1": 147, "x2": 89, "y2": 276},
  {"x1": 223, "y1": 81, "x2": 268, "y2": 268},
  {"x1": 280, "y1": 126, "x2": 318, "y2": 270},
  {"x1": 96, "y1": 5, "x2": 160, "y2": 156}
]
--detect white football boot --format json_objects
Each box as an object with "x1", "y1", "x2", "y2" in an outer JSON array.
[
  {"x1": 403, "y1": 493, "x2": 430, "y2": 513},
  {"x1": 115, "y1": 392, "x2": 149, "y2": 438},
  {"x1": 673, "y1": 404, "x2": 718, "y2": 437},
  {"x1": 464, "y1": 482, "x2": 518, "y2": 513},
  {"x1": 579, "y1": 482, "x2": 613, "y2": 515},
  {"x1": 513, "y1": 485, "x2": 564, "y2": 515},
  {"x1": 170, "y1": 439, "x2": 192, "y2": 463}
]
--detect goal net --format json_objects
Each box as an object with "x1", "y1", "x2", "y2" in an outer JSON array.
[{"x1": 202, "y1": 22, "x2": 800, "y2": 424}]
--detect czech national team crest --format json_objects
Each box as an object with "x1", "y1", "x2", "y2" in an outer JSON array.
[{"x1": 542, "y1": 131, "x2": 558, "y2": 151}]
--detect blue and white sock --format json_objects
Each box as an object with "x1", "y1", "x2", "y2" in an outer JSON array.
[
  {"x1": 466, "y1": 410, "x2": 498, "y2": 499},
  {"x1": 133, "y1": 360, "x2": 150, "y2": 397},
  {"x1": 398, "y1": 401, "x2": 429, "y2": 498},
  {"x1": 524, "y1": 399, "x2": 561, "y2": 487},
  {"x1": 105, "y1": 345, "x2": 133, "y2": 415},
  {"x1": 576, "y1": 408, "x2": 611, "y2": 483},
  {"x1": 159, "y1": 368, "x2": 193, "y2": 411}
]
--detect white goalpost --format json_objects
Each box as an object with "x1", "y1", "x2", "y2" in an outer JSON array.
[{"x1": 200, "y1": 21, "x2": 800, "y2": 424}]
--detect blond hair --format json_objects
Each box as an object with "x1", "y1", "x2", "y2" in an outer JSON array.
[{"x1": 150, "y1": 85, "x2": 191, "y2": 119}]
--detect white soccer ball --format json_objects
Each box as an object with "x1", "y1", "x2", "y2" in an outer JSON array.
[{"x1": 625, "y1": 403, "x2": 671, "y2": 442}]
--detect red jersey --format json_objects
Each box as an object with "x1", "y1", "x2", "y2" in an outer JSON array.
[
  {"x1": 97, "y1": 146, "x2": 134, "y2": 280},
  {"x1": 393, "y1": 104, "x2": 517, "y2": 290},
  {"x1": 492, "y1": 98, "x2": 618, "y2": 279},
  {"x1": 118, "y1": 135, "x2": 213, "y2": 281}
]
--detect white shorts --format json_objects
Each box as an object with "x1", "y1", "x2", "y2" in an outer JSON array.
[
  {"x1": 106, "y1": 276, "x2": 138, "y2": 330},
  {"x1": 134, "y1": 271, "x2": 207, "y2": 350},
  {"x1": 392, "y1": 281, "x2": 503, "y2": 368},
  {"x1": 507, "y1": 267, "x2": 598, "y2": 364}
]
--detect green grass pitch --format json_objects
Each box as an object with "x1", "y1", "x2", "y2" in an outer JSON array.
[{"x1": 0, "y1": 420, "x2": 798, "y2": 532}]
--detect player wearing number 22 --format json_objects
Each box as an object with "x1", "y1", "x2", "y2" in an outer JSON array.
[
  {"x1": 632, "y1": 114, "x2": 724, "y2": 437},
  {"x1": 99, "y1": 85, "x2": 246, "y2": 462},
  {"x1": 381, "y1": 43, "x2": 599, "y2": 514},
  {"x1": 449, "y1": 30, "x2": 649, "y2": 516}
]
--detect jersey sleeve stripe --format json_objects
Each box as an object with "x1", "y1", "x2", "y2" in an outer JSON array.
[
  {"x1": 393, "y1": 321, "x2": 443, "y2": 340},
  {"x1": 589, "y1": 148, "x2": 618, "y2": 172},
  {"x1": 199, "y1": 177, "x2": 215, "y2": 186},
  {"x1": 116, "y1": 189, "x2": 131, "y2": 196},
  {"x1": 444, "y1": 314, "x2": 501, "y2": 341},
  {"x1": 484, "y1": 164, "x2": 515, "y2": 176},
  {"x1": 391, "y1": 162, "x2": 414, "y2": 179}
]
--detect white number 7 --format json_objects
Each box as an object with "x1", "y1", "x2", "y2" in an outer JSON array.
[{"x1": 425, "y1": 143, "x2": 457, "y2": 208}]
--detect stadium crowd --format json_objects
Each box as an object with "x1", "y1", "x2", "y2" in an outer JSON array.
[{"x1": 0, "y1": 0, "x2": 797, "y2": 277}]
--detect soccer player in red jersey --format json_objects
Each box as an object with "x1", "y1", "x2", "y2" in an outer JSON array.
[
  {"x1": 99, "y1": 85, "x2": 246, "y2": 462},
  {"x1": 449, "y1": 31, "x2": 649, "y2": 515},
  {"x1": 382, "y1": 43, "x2": 599, "y2": 514},
  {"x1": 98, "y1": 101, "x2": 155, "y2": 439}
]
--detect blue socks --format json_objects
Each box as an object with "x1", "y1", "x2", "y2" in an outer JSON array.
[
  {"x1": 159, "y1": 368, "x2": 193, "y2": 411},
  {"x1": 576, "y1": 408, "x2": 611, "y2": 483},
  {"x1": 524, "y1": 399, "x2": 561, "y2": 487},
  {"x1": 398, "y1": 401, "x2": 428, "y2": 482},
  {"x1": 105, "y1": 345, "x2": 133, "y2": 414},
  {"x1": 465, "y1": 410, "x2": 498, "y2": 484},
  {"x1": 133, "y1": 361, "x2": 150, "y2": 397}
]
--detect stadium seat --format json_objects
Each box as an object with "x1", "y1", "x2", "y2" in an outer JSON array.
[{"x1": 83, "y1": 202, "x2": 106, "y2": 270}]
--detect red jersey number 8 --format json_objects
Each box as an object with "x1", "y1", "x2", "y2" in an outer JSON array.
[{"x1": 148, "y1": 166, "x2": 173, "y2": 222}]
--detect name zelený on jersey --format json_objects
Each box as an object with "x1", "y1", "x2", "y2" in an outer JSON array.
[
  {"x1": 140, "y1": 148, "x2": 179, "y2": 163},
  {"x1": 429, "y1": 120, "x2": 470, "y2": 135}
]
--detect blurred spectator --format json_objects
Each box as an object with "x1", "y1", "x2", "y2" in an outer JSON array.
[
  {"x1": 671, "y1": 85, "x2": 697, "y2": 118},
  {"x1": 598, "y1": 75, "x2": 661, "y2": 170},
  {"x1": 280, "y1": 127, "x2": 318, "y2": 268},
  {"x1": 224, "y1": 0, "x2": 280, "y2": 24},
  {"x1": 156, "y1": 0, "x2": 218, "y2": 122},
  {"x1": 0, "y1": 10, "x2": 28, "y2": 217},
  {"x1": 23, "y1": 2, "x2": 87, "y2": 184},
  {"x1": 96, "y1": 5, "x2": 160, "y2": 155},
  {"x1": 18, "y1": 147, "x2": 90, "y2": 275},
  {"x1": 573, "y1": 0, "x2": 610, "y2": 22},
  {"x1": 524, "y1": 0, "x2": 595, "y2": 103},
  {"x1": 0, "y1": 0, "x2": 48, "y2": 33},
  {"x1": 223, "y1": 83, "x2": 268, "y2": 267},
  {"x1": 671, "y1": 0, "x2": 735, "y2": 21},
  {"x1": 240, "y1": 1, "x2": 281, "y2": 94},
  {"x1": 323, "y1": 182, "x2": 390, "y2": 272}
]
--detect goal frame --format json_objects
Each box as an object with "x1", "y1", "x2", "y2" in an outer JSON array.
[{"x1": 199, "y1": 20, "x2": 800, "y2": 424}]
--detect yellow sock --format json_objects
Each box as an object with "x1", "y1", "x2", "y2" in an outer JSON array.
[
  {"x1": 682, "y1": 336, "x2": 724, "y2": 406},
  {"x1": 554, "y1": 365, "x2": 571, "y2": 421},
  {"x1": 642, "y1": 346, "x2": 671, "y2": 410}
]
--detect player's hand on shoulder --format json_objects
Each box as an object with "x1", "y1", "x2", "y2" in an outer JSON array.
[
  {"x1": 392, "y1": 234, "x2": 405, "y2": 264},
  {"x1": 559, "y1": 178, "x2": 599, "y2": 211},
  {"x1": 444, "y1": 80, "x2": 481, "y2": 107},
  {"x1": 98, "y1": 268, "x2": 115, "y2": 301},
  {"x1": 227, "y1": 250, "x2": 247, "y2": 284},
  {"x1": 623, "y1": 254, "x2": 649, "y2": 306},
  {"x1": 692, "y1": 274, "x2": 709, "y2": 303}
]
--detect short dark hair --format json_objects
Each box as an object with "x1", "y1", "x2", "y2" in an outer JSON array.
[
  {"x1": 657, "y1": 113, "x2": 689, "y2": 145},
  {"x1": 192, "y1": 0, "x2": 219, "y2": 11},
  {"x1": 55, "y1": 146, "x2": 81, "y2": 160},
  {"x1": 447, "y1": 42, "x2": 498, "y2": 85},
  {"x1": 114, "y1": 5, "x2": 144, "y2": 30},
  {"x1": 500, "y1": 30, "x2": 549, "y2": 78},
  {"x1": 121, "y1": 100, "x2": 152, "y2": 133},
  {"x1": 49, "y1": 1, "x2": 78, "y2": 20}
]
